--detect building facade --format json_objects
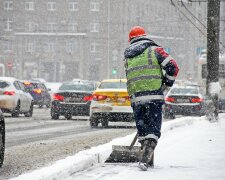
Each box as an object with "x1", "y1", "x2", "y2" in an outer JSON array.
[{"x1": 0, "y1": 0, "x2": 215, "y2": 82}]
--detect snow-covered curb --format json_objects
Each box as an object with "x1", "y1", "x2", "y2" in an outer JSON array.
[{"x1": 10, "y1": 116, "x2": 205, "y2": 180}]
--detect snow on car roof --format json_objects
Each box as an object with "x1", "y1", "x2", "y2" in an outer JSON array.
[
  {"x1": 0, "y1": 76, "x2": 18, "y2": 82},
  {"x1": 101, "y1": 79, "x2": 127, "y2": 82}
]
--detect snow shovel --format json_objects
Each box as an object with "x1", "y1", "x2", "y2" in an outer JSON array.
[{"x1": 105, "y1": 133, "x2": 142, "y2": 163}]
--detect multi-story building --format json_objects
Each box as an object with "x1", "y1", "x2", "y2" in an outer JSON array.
[{"x1": 0, "y1": 0, "x2": 211, "y2": 82}]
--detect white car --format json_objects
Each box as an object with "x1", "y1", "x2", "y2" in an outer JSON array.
[{"x1": 0, "y1": 77, "x2": 33, "y2": 117}]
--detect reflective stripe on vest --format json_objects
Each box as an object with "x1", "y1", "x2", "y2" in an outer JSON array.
[
  {"x1": 131, "y1": 95, "x2": 164, "y2": 103},
  {"x1": 161, "y1": 56, "x2": 172, "y2": 67},
  {"x1": 165, "y1": 74, "x2": 176, "y2": 81},
  {"x1": 126, "y1": 46, "x2": 162, "y2": 96}
]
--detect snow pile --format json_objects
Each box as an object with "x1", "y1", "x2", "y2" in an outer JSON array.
[{"x1": 10, "y1": 116, "x2": 204, "y2": 180}]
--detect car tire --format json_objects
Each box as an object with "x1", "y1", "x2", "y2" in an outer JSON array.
[
  {"x1": 0, "y1": 114, "x2": 5, "y2": 168},
  {"x1": 65, "y1": 113, "x2": 72, "y2": 120},
  {"x1": 90, "y1": 116, "x2": 98, "y2": 127},
  {"x1": 38, "y1": 102, "x2": 43, "y2": 108},
  {"x1": 46, "y1": 101, "x2": 51, "y2": 108},
  {"x1": 51, "y1": 109, "x2": 59, "y2": 120},
  {"x1": 101, "y1": 119, "x2": 109, "y2": 128},
  {"x1": 12, "y1": 101, "x2": 20, "y2": 117},
  {"x1": 24, "y1": 103, "x2": 33, "y2": 117}
]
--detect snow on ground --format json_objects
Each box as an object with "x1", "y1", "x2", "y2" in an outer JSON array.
[{"x1": 11, "y1": 114, "x2": 225, "y2": 180}]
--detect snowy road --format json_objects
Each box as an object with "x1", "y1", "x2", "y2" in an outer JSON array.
[
  {"x1": 70, "y1": 115, "x2": 225, "y2": 180},
  {"x1": 0, "y1": 107, "x2": 135, "y2": 179}
]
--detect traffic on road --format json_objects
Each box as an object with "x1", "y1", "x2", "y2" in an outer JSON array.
[{"x1": 0, "y1": 76, "x2": 213, "y2": 178}]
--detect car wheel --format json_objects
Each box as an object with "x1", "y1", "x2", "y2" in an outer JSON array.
[
  {"x1": 46, "y1": 101, "x2": 51, "y2": 108},
  {"x1": 24, "y1": 103, "x2": 33, "y2": 117},
  {"x1": 101, "y1": 119, "x2": 109, "y2": 128},
  {"x1": 12, "y1": 101, "x2": 20, "y2": 117},
  {"x1": 0, "y1": 114, "x2": 5, "y2": 168},
  {"x1": 38, "y1": 102, "x2": 43, "y2": 108},
  {"x1": 65, "y1": 113, "x2": 72, "y2": 120},
  {"x1": 90, "y1": 116, "x2": 98, "y2": 127},
  {"x1": 51, "y1": 109, "x2": 59, "y2": 120}
]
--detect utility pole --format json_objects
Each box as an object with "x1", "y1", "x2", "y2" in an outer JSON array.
[{"x1": 206, "y1": 0, "x2": 220, "y2": 120}]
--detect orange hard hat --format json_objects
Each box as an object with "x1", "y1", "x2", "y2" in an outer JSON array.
[{"x1": 128, "y1": 26, "x2": 146, "y2": 42}]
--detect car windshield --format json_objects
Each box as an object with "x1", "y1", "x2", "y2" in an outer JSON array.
[
  {"x1": 98, "y1": 82, "x2": 127, "y2": 89},
  {"x1": 0, "y1": 81, "x2": 10, "y2": 88},
  {"x1": 59, "y1": 83, "x2": 94, "y2": 91},
  {"x1": 170, "y1": 87, "x2": 198, "y2": 95}
]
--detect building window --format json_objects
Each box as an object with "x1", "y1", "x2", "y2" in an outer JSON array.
[
  {"x1": 25, "y1": 42, "x2": 35, "y2": 53},
  {"x1": 68, "y1": 23, "x2": 78, "y2": 32},
  {"x1": 3, "y1": 40, "x2": 13, "y2": 52},
  {"x1": 90, "y1": 23, "x2": 99, "y2": 32},
  {"x1": 44, "y1": 42, "x2": 55, "y2": 52},
  {"x1": 3, "y1": 1, "x2": 13, "y2": 10},
  {"x1": 4, "y1": 19, "x2": 13, "y2": 31},
  {"x1": 47, "y1": 23, "x2": 57, "y2": 32},
  {"x1": 68, "y1": 1, "x2": 78, "y2": 11},
  {"x1": 66, "y1": 41, "x2": 76, "y2": 53},
  {"x1": 90, "y1": 2, "x2": 100, "y2": 11},
  {"x1": 47, "y1": 0, "x2": 56, "y2": 11},
  {"x1": 25, "y1": 1, "x2": 34, "y2": 11},
  {"x1": 25, "y1": 22, "x2": 38, "y2": 32},
  {"x1": 90, "y1": 42, "x2": 98, "y2": 53}
]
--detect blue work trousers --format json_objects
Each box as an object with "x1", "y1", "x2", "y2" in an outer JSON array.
[{"x1": 132, "y1": 101, "x2": 163, "y2": 139}]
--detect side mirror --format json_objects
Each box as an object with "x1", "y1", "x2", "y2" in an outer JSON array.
[{"x1": 48, "y1": 88, "x2": 51, "y2": 91}]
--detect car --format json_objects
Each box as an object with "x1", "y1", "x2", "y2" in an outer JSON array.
[
  {"x1": 30, "y1": 78, "x2": 46, "y2": 83},
  {"x1": 44, "y1": 82, "x2": 62, "y2": 101},
  {"x1": 219, "y1": 98, "x2": 225, "y2": 112},
  {"x1": 22, "y1": 80, "x2": 51, "y2": 108},
  {"x1": 89, "y1": 79, "x2": 133, "y2": 128},
  {"x1": 0, "y1": 109, "x2": 5, "y2": 168},
  {"x1": 72, "y1": 79, "x2": 100, "y2": 90},
  {"x1": 164, "y1": 85, "x2": 205, "y2": 119},
  {"x1": 0, "y1": 77, "x2": 33, "y2": 117},
  {"x1": 51, "y1": 81, "x2": 94, "y2": 120}
]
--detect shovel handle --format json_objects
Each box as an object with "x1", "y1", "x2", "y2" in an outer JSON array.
[{"x1": 129, "y1": 133, "x2": 138, "y2": 150}]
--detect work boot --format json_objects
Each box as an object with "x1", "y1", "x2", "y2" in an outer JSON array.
[{"x1": 138, "y1": 139, "x2": 157, "y2": 171}]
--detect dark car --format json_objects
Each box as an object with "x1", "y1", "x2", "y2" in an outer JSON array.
[
  {"x1": 164, "y1": 85, "x2": 205, "y2": 119},
  {"x1": 51, "y1": 81, "x2": 94, "y2": 120},
  {"x1": 22, "y1": 81, "x2": 51, "y2": 108},
  {"x1": 219, "y1": 99, "x2": 225, "y2": 112},
  {"x1": 0, "y1": 109, "x2": 5, "y2": 167}
]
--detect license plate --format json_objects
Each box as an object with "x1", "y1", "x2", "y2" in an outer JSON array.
[
  {"x1": 176, "y1": 99, "x2": 189, "y2": 103},
  {"x1": 117, "y1": 98, "x2": 126, "y2": 103},
  {"x1": 65, "y1": 97, "x2": 82, "y2": 102}
]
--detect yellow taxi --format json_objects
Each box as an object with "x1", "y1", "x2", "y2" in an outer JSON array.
[{"x1": 89, "y1": 79, "x2": 133, "y2": 127}]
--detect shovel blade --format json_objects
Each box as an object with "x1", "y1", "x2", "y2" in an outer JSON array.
[{"x1": 105, "y1": 145, "x2": 141, "y2": 163}]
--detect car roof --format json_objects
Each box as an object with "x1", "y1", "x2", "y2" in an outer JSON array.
[
  {"x1": 101, "y1": 79, "x2": 127, "y2": 83},
  {"x1": 0, "y1": 77, "x2": 18, "y2": 82}
]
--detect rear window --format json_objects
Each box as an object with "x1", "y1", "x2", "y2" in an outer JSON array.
[
  {"x1": 0, "y1": 81, "x2": 10, "y2": 88},
  {"x1": 59, "y1": 83, "x2": 94, "y2": 91},
  {"x1": 98, "y1": 82, "x2": 127, "y2": 89},
  {"x1": 170, "y1": 88, "x2": 198, "y2": 95},
  {"x1": 23, "y1": 82, "x2": 35, "y2": 91}
]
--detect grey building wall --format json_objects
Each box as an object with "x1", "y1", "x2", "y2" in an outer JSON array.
[{"x1": 0, "y1": 0, "x2": 211, "y2": 82}]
